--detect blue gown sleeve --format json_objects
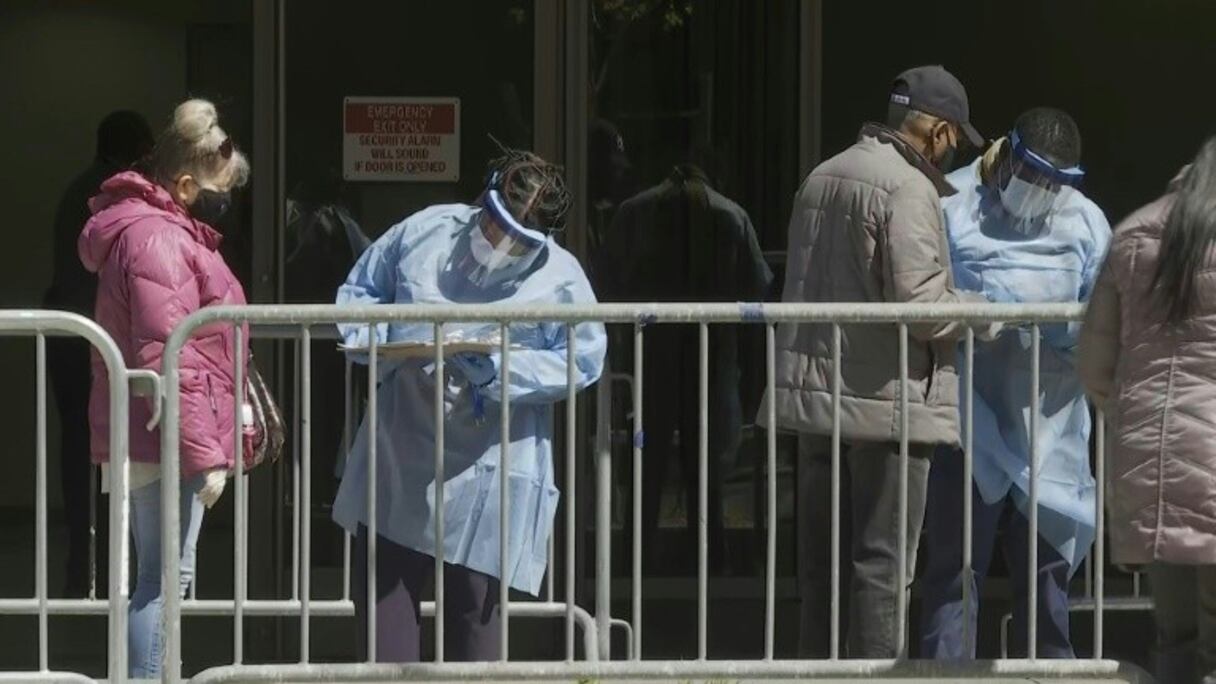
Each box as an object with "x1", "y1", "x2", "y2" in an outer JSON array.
[
  {"x1": 481, "y1": 273, "x2": 607, "y2": 405},
  {"x1": 1079, "y1": 208, "x2": 1113, "y2": 303},
  {"x1": 1043, "y1": 205, "x2": 1113, "y2": 357},
  {"x1": 335, "y1": 222, "x2": 405, "y2": 364}
]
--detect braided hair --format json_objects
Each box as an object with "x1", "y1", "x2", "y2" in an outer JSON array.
[{"x1": 485, "y1": 147, "x2": 572, "y2": 234}]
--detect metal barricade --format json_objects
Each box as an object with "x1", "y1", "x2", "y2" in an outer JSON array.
[
  {"x1": 0, "y1": 311, "x2": 144, "y2": 683},
  {"x1": 156, "y1": 302, "x2": 1146, "y2": 683},
  {"x1": 159, "y1": 305, "x2": 605, "y2": 684}
]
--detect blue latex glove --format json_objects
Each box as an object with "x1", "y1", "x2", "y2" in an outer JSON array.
[
  {"x1": 451, "y1": 353, "x2": 497, "y2": 423},
  {"x1": 451, "y1": 352, "x2": 497, "y2": 387}
]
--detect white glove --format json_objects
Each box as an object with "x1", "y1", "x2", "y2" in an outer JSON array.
[
  {"x1": 958, "y1": 290, "x2": 1005, "y2": 341},
  {"x1": 974, "y1": 321, "x2": 1004, "y2": 342},
  {"x1": 198, "y1": 468, "x2": 228, "y2": 509}
]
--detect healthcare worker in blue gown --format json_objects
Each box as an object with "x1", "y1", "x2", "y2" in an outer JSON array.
[
  {"x1": 332, "y1": 148, "x2": 607, "y2": 662},
  {"x1": 918, "y1": 108, "x2": 1111, "y2": 659}
]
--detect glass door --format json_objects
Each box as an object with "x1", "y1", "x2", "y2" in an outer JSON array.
[{"x1": 275, "y1": 0, "x2": 545, "y2": 661}]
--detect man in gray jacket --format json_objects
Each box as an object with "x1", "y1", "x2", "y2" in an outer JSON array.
[{"x1": 770, "y1": 65, "x2": 986, "y2": 658}]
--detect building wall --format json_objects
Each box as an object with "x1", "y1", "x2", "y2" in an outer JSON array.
[{"x1": 819, "y1": 0, "x2": 1216, "y2": 224}]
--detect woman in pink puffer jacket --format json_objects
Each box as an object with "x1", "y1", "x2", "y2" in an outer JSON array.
[
  {"x1": 77, "y1": 99, "x2": 249, "y2": 678},
  {"x1": 1080, "y1": 135, "x2": 1216, "y2": 684}
]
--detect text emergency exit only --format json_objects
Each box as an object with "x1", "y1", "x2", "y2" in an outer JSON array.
[{"x1": 343, "y1": 97, "x2": 460, "y2": 182}]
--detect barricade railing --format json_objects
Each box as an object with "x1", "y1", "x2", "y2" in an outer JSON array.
[
  {"x1": 152, "y1": 302, "x2": 1144, "y2": 683},
  {"x1": 187, "y1": 659, "x2": 1151, "y2": 683},
  {"x1": 160, "y1": 305, "x2": 611, "y2": 683},
  {"x1": 0, "y1": 310, "x2": 146, "y2": 683}
]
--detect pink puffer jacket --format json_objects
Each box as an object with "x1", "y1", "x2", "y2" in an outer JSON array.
[
  {"x1": 1079, "y1": 174, "x2": 1216, "y2": 565},
  {"x1": 79, "y1": 171, "x2": 249, "y2": 479}
]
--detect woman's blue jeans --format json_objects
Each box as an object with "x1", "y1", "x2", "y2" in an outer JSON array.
[{"x1": 128, "y1": 475, "x2": 205, "y2": 678}]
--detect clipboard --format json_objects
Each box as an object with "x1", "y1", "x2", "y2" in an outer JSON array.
[{"x1": 338, "y1": 340, "x2": 505, "y2": 360}]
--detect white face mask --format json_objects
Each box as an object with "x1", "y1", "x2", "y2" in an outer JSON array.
[
  {"x1": 468, "y1": 224, "x2": 522, "y2": 269},
  {"x1": 998, "y1": 176, "x2": 1057, "y2": 222}
]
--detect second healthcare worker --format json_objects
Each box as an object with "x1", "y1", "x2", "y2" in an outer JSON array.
[{"x1": 919, "y1": 108, "x2": 1111, "y2": 658}]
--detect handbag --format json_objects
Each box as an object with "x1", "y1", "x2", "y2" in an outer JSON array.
[{"x1": 244, "y1": 357, "x2": 286, "y2": 470}]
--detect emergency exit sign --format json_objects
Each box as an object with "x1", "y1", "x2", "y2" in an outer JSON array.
[{"x1": 342, "y1": 96, "x2": 460, "y2": 182}]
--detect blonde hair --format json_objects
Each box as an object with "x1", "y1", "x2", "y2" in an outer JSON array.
[{"x1": 148, "y1": 98, "x2": 250, "y2": 188}]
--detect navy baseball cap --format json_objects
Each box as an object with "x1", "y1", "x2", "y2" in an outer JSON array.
[{"x1": 890, "y1": 65, "x2": 984, "y2": 148}]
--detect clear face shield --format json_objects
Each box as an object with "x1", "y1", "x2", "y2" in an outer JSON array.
[
  {"x1": 996, "y1": 130, "x2": 1085, "y2": 229},
  {"x1": 461, "y1": 170, "x2": 554, "y2": 287}
]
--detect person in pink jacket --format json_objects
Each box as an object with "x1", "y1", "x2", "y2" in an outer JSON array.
[
  {"x1": 77, "y1": 99, "x2": 250, "y2": 678},
  {"x1": 1080, "y1": 135, "x2": 1216, "y2": 684}
]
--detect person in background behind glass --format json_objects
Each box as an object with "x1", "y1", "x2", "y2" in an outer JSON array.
[{"x1": 604, "y1": 159, "x2": 771, "y2": 574}]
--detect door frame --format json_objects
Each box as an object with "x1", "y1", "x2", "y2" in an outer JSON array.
[{"x1": 243, "y1": 0, "x2": 823, "y2": 658}]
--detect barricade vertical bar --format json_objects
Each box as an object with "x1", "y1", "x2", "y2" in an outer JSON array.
[
  {"x1": 162, "y1": 335, "x2": 184, "y2": 682},
  {"x1": 830, "y1": 323, "x2": 842, "y2": 660},
  {"x1": 565, "y1": 323, "x2": 577, "y2": 661},
  {"x1": 234, "y1": 325, "x2": 246, "y2": 664},
  {"x1": 292, "y1": 339, "x2": 300, "y2": 601},
  {"x1": 109, "y1": 361, "x2": 130, "y2": 682},
  {"x1": 242, "y1": 470, "x2": 250, "y2": 589},
  {"x1": 109, "y1": 504, "x2": 128, "y2": 681},
  {"x1": 1028, "y1": 325, "x2": 1040, "y2": 659},
  {"x1": 342, "y1": 358, "x2": 353, "y2": 602},
  {"x1": 547, "y1": 532, "x2": 555, "y2": 604},
  {"x1": 433, "y1": 323, "x2": 445, "y2": 663},
  {"x1": 366, "y1": 329, "x2": 378, "y2": 663},
  {"x1": 963, "y1": 328, "x2": 975, "y2": 655},
  {"x1": 595, "y1": 353, "x2": 613, "y2": 661},
  {"x1": 897, "y1": 323, "x2": 909, "y2": 658},
  {"x1": 499, "y1": 324, "x2": 512, "y2": 662},
  {"x1": 1094, "y1": 408, "x2": 1105, "y2": 658},
  {"x1": 89, "y1": 466, "x2": 97, "y2": 601},
  {"x1": 301, "y1": 326, "x2": 312, "y2": 663},
  {"x1": 698, "y1": 323, "x2": 709, "y2": 661},
  {"x1": 632, "y1": 323, "x2": 643, "y2": 660},
  {"x1": 36, "y1": 334, "x2": 48, "y2": 672},
  {"x1": 341, "y1": 531, "x2": 351, "y2": 598},
  {"x1": 764, "y1": 323, "x2": 777, "y2": 660}
]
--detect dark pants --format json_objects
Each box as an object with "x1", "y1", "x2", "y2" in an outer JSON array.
[
  {"x1": 1147, "y1": 562, "x2": 1216, "y2": 684},
  {"x1": 919, "y1": 449, "x2": 1074, "y2": 659},
  {"x1": 353, "y1": 527, "x2": 501, "y2": 662},
  {"x1": 797, "y1": 435, "x2": 931, "y2": 658},
  {"x1": 48, "y1": 337, "x2": 100, "y2": 597}
]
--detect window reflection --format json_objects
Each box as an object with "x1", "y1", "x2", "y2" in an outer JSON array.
[{"x1": 588, "y1": 0, "x2": 800, "y2": 577}]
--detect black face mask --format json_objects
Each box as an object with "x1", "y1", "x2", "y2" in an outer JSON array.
[
  {"x1": 935, "y1": 143, "x2": 958, "y2": 173},
  {"x1": 189, "y1": 188, "x2": 232, "y2": 226}
]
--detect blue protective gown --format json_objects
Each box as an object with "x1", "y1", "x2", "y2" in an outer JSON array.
[
  {"x1": 331, "y1": 203, "x2": 607, "y2": 595},
  {"x1": 942, "y1": 159, "x2": 1111, "y2": 573}
]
